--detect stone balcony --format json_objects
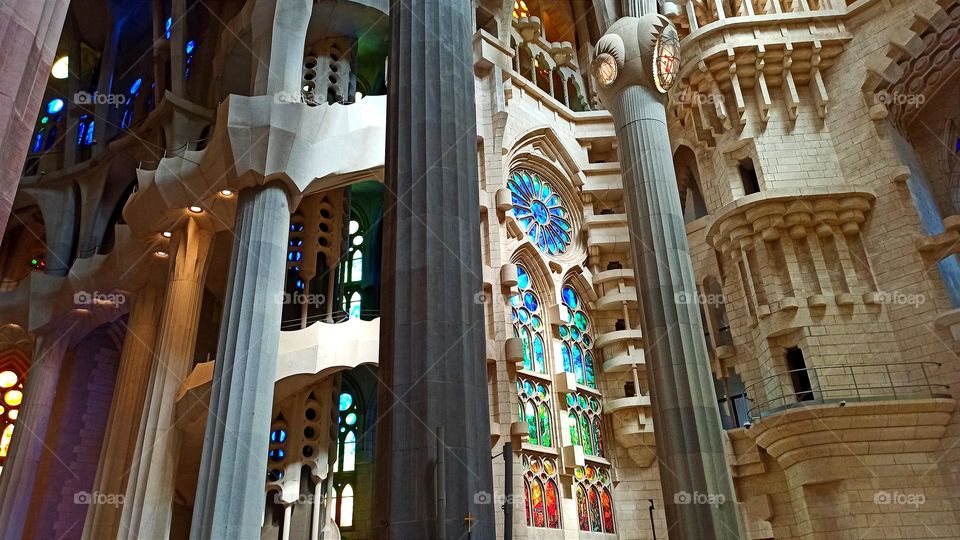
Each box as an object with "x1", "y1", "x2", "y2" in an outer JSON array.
[{"x1": 605, "y1": 395, "x2": 656, "y2": 466}]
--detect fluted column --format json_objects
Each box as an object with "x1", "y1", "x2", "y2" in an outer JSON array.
[
  {"x1": 609, "y1": 82, "x2": 740, "y2": 539},
  {"x1": 189, "y1": 184, "x2": 291, "y2": 539},
  {"x1": 82, "y1": 284, "x2": 163, "y2": 540},
  {"x1": 251, "y1": 0, "x2": 313, "y2": 96},
  {"x1": 118, "y1": 218, "x2": 213, "y2": 540},
  {"x1": 373, "y1": 0, "x2": 495, "y2": 537},
  {"x1": 0, "y1": 334, "x2": 71, "y2": 539}
]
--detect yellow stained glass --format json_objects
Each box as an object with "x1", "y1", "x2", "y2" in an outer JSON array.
[
  {"x1": 0, "y1": 424, "x2": 13, "y2": 458},
  {"x1": 4, "y1": 390, "x2": 22, "y2": 407},
  {"x1": 8, "y1": 410, "x2": 16, "y2": 420},
  {"x1": 0, "y1": 371, "x2": 17, "y2": 389},
  {"x1": 513, "y1": 0, "x2": 529, "y2": 18}
]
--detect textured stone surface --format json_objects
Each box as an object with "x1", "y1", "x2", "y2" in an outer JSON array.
[
  {"x1": 189, "y1": 184, "x2": 290, "y2": 539},
  {"x1": 373, "y1": 0, "x2": 495, "y2": 537},
  {"x1": 609, "y1": 83, "x2": 740, "y2": 539}
]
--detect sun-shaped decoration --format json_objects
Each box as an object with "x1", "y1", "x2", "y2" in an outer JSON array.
[
  {"x1": 653, "y1": 21, "x2": 681, "y2": 93},
  {"x1": 509, "y1": 170, "x2": 573, "y2": 255}
]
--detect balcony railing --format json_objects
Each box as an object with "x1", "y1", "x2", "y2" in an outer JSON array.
[
  {"x1": 745, "y1": 362, "x2": 950, "y2": 420},
  {"x1": 668, "y1": 0, "x2": 843, "y2": 38}
]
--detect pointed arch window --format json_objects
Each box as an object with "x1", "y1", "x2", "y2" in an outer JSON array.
[
  {"x1": 574, "y1": 465, "x2": 615, "y2": 533},
  {"x1": 522, "y1": 455, "x2": 561, "y2": 529},
  {"x1": 333, "y1": 385, "x2": 360, "y2": 529},
  {"x1": 516, "y1": 378, "x2": 553, "y2": 447},
  {"x1": 559, "y1": 284, "x2": 596, "y2": 388},
  {"x1": 341, "y1": 215, "x2": 366, "y2": 319},
  {"x1": 511, "y1": 264, "x2": 547, "y2": 373},
  {"x1": 0, "y1": 361, "x2": 26, "y2": 472},
  {"x1": 565, "y1": 392, "x2": 604, "y2": 457},
  {"x1": 508, "y1": 171, "x2": 573, "y2": 256}
]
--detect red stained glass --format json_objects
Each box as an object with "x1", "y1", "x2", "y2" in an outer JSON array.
[
  {"x1": 601, "y1": 488, "x2": 615, "y2": 532},
  {"x1": 546, "y1": 480, "x2": 560, "y2": 528},
  {"x1": 524, "y1": 481, "x2": 532, "y2": 525},
  {"x1": 589, "y1": 487, "x2": 601, "y2": 532},
  {"x1": 576, "y1": 486, "x2": 589, "y2": 531},
  {"x1": 593, "y1": 416, "x2": 604, "y2": 457}
]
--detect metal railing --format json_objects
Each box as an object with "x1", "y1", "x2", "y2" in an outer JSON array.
[{"x1": 745, "y1": 362, "x2": 950, "y2": 420}]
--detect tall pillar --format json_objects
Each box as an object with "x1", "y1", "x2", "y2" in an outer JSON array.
[
  {"x1": 251, "y1": 0, "x2": 312, "y2": 96},
  {"x1": 82, "y1": 284, "x2": 163, "y2": 540},
  {"x1": 594, "y1": 15, "x2": 741, "y2": 540},
  {"x1": 189, "y1": 184, "x2": 291, "y2": 539},
  {"x1": 0, "y1": 0, "x2": 70, "y2": 252},
  {"x1": 0, "y1": 334, "x2": 71, "y2": 539},
  {"x1": 373, "y1": 0, "x2": 494, "y2": 537},
  {"x1": 118, "y1": 218, "x2": 213, "y2": 540}
]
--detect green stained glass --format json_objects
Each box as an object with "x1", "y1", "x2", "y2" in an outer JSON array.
[
  {"x1": 578, "y1": 394, "x2": 588, "y2": 409},
  {"x1": 521, "y1": 330, "x2": 532, "y2": 371},
  {"x1": 559, "y1": 326, "x2": 569, "y2": 339},
  {"x1": 525, "y1": 401, "x2": 537, "y2": 444},
  {"x1": 574, "y1": 311, "x2": 589, "y2": 332},
  {"x1": 566, "y1": 393, "x2": 577, "y2": 407},
  {"x1": 569, "y1": 411, "x2": 580, "y2": 445},
  {"x1": 538, "y1": 404, "x2": 552, "y2": 447}
]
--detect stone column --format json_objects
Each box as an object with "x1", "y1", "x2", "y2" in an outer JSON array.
[
  {"x1": 607, "y1": 70, "x2": 741, "y2": 540},
  {"x1": 373, "y1": 0, "x2": 495, "y2": 537},
  {"x1": 118, "y1": 217, "x2": 213, "y2": 540},
  {"x1": 0, "y1": 0, "x2": 70, "y2": 252},
  {"x1": 189, "y1": 184, "x2": 291, "y2": 539},
  {"x1": 81, "y1": 284, "x2": 163, "y2": 540},
  {"x1": 0, "y1": 333, "x2": 71, "y2": 539},
  {"x1": 251, "y1": 0, "x2": 312, "y2": 96}
]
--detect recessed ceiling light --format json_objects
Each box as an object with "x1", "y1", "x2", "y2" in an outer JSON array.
[
  {"x1": 51, "y1": 56, "x2": 69, "y2": 79},
  {"x1": 219, "y1": 189, "x2": 233, "y2": 196},
  {"x1": 188, "y1": 206, "x2": 203, "y2": 213},
  {"x1": 161, "y1": 231, "x2": 172, "y2": 238},
  {"x1": 155, "y1": 250, "x2": 169, "y2": 257}
]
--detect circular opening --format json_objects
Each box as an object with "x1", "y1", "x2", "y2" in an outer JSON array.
[
  {"x1": 303, "y1": 71, "x2": 315, "y2": 81},
  {"x1": 305, "y1": 408, "x2": 317, "y2": 420},
  {"x1": 328, "y1": 74, "x2": 339, "y2": 84},
  {"x1": 302, "y1": 445, "x2": 314, "y2": 458},
  {"x1": 304, "y1": 426, "x2": 315, "y2": 438},
  {"x1": 319, "y1": 223, "x2": 329, "y2": 233},
  {"x1": 320, "y1": 209, "x2": 331, "y2": 219}
]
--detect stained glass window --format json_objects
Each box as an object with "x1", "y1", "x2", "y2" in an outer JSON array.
[
  {"x1": 574, "y1": 465, "x2": 615, "y2": 533},
  {"x1": 510, "y1": 264, "x2": 547, "y2": 373},
  {"x1": 0, "y1": 365, "x2": 25, "y2": 472},
  {"x1": 516, "y1": 378, "x2": 552, "y2": 447},
  {"x1": 522, "y1": 455, "x2": 561, "y2": 529},
  {"x1": 265, "y1": 418, "x2": 287, "y2": 483},
  {"x1": 512, "y1": 0, "x2": 530, "y2": 18},
  {"x1": 341, "y1": 216, "x2": 366, "y2": 319},
  {"x1": 334, "y1": 385, "x2": 360, "y2": 529},
  {"x1": 559, "y1": 284, "x2": 596, "y2": 388},
  {"x1": 508, "y1": 170, "x2": 573, "y2": 256},
  {"x1": 565, "y1": 392, "x2": 605, "y2": 457}
]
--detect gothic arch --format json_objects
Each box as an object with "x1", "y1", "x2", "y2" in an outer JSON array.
[
  {"x1": 560, "y1": 265, "x2": 597, "y2": 304},
  {"x1": 511, "y1": 242, "x2": 556, "y2": 297}
]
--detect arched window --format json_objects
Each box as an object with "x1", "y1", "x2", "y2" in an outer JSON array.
[
  {"x1": 0, "y1": 362, "x2": 25, "y2": 472},
  {"x1": 574, "y1": 466, "x2": 615, "y2": 533},
  {"x1": 516, "y1": 377, "x2": 552, "y2": 447},
  {"x1": 508, "y1": 170, "x2": 573, "y2": 256},
  {"x1": 522, "y1": 455, "x2": 561, "y2": 529},
  {"x1": 559, "y1": 284, "x2": 596, "y2": 388},
  {"x1": 565, "y1": 391, "x2": 604, "y2": 457},
  {"x1": 266, "y1": 417, "x2": 288, "y2": 483},
  {"x1": 333, "y1": 384, "x2": 360, "y2": 528},
  {"x1": 511, "y1": 264, "x2": 547, "y2": 373},
  {"x1": 341, "y1": 215, "x2": 366, "y2": 319}
]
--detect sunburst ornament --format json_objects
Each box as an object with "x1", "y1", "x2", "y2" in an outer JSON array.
[
  {"x1": 653, "y1": 22, "x2": 681, "y2": 93},
  {"x1": 509, "y1": 171, "x2": 574, "y2": 255}
]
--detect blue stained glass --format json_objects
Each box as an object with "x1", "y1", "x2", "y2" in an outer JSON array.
[
  {"x1": 130, "y1": 77, "x2": 142, "y2": 95},
  {"x1": 46, "y1": 99, "x2": 64, "y2": 114},
  {"x1": 186, "y1": 40, "x2": 196, "y2": 54},
  {"x1": 31, "y1": 133, "x2": 42, "y2": 152},
  {"x1": 562, "y1": 286, "x2": 578, "y2": 308},
  {"x1": 77, "y1": 123, "x2": 86, "y2": 145},
  {"x1": 561, "y1": 343, "x2": 572, "y2": 372},
  {"x1": 508, "y1": 171, "x2": 572, "y2": 256},
  {"x1": 339, "y1": 392, "x2": 353, "y2": 411},
  {"x1": 533, "y1": 336, "x2": 545, "y2": 373},
  {"x1": 84, "y1": 121, "x2": 94, "y2": 145},
  {"x1": 523, "y1": 292, "x2": 539, "y2": 312},
  {"x1": 573, "y1": 345, "x2": 584, "y2": 384},
  {"x1": 510, "y1": 294, "x2": 521, "y2": 308},
  {"x1": 518, "y1": 308, "x2": 530, "y2": 324},
  {"x1": 585, "y1": 352, "x2": 595, "y2": 387},
  {"x1": 570, "y1": 326, "x2": 581, "y2": 341},
  {"x1": 517, "y1": 265, "x2": 529, "y2": 289},
  {"x1": 523, "y1": 380, "x2": 534, "y2": 396},
  {"x1": 511, "y1": 309, "x2": 518, "y2": 323},
  {"x1": 164, "y1": 17, "x2": 172, "y2": 39}
]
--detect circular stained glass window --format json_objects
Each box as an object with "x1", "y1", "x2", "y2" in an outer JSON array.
[
  {"x1": 508, "y1": 171, "x2": 573, "y2": 256},
  {"x1": 653, "y1": 21, "x2": 681, "y2": 93}
]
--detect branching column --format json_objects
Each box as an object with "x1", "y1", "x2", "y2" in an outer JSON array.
[
  {"x1": 189, "y1": 184, "x2": 291, "y2": 539},
  {"x1": 119, "y1": 218, "x2": 213, "y2": 539},
  {"x1": 82, "y1": 284, "x2": 163, "y2": 540},
  {"x1": 374, "y1": 0, "x2": 495, "y2": 537},
  {"x1": 0, "y1": 333, "x2": 71, "y2": 539}
]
